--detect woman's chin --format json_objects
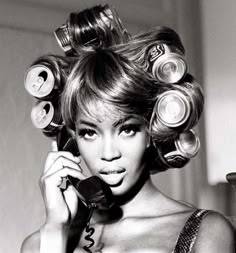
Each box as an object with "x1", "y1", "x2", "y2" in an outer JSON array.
[{"x1": 109, "y1": 182, "x2": 129, "y2": 196}]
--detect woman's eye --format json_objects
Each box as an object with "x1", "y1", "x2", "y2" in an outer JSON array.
[
  {"x1": 120, "y1": 125, "x2": 140, "y2": 137},
  {"x1": 78, "y1": 129, "x2": 97, "y2": 140}
]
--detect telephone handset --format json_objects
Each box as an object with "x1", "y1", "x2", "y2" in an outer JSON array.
[{"x1": 56, "y1": 126, "x2": 114, "y2": 209}]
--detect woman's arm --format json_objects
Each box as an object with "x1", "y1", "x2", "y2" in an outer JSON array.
[
  {"x1": 20, "y1": 231, "x2": 40, "y2": 253},
  {"x1": 21, "y1": 141, "x2": 85, "y2": 253},
  {"x1": 21, "y1": 225, "x2": 69, "y2": 253},
  {"x1": 194, "y1": 211, "x2": 235, "y2": 252},
  {"x1": 40, "y1": 223, "x2": 69, "y2": 253}
]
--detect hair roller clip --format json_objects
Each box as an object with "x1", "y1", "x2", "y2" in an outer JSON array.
[
  {"x1": 153, "y1": 90, "x2": 191, "y2": 128},
  {"x1": 155, "y1": 129, "x2": 200, "y2": 169},
  {"x1": 24, "y1": 64, "x2": 58, "y2": 100},
  {"x1": 147, "y1": 43, "x2": 187, "y2": 83},
  {"x1": 31, "y1": 100, "x2": 63, "y2": 137}
]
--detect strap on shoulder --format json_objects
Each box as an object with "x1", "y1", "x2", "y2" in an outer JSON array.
[{"x1": 172, "y1": 209, "x2": 211, "y2": 253}]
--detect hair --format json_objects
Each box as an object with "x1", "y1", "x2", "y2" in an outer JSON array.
[
  {"x1": 149, "y1": 73, "x2": 204, "y2": 142},
  {"x1": 114, "y1": 26, "x2": 185, "y2": 75},
  {"x1": 31, "y1": 54, "x2": 75, "y2": 93},
  {"x1": 26, "y1": 4, "x2": 205, "y2": 172},
  {"x1": 113, "y1": 26, "x2": 204, "y2": 141},
  {"x1": 61, "y1": 46, "x2": 204, "y2": 140},
  {"x1": 61, "y1": 48, "x2": 164, "y2": 131},
  {"x1": 67, "y1": 4, "x2": 130, "y2": 54}
]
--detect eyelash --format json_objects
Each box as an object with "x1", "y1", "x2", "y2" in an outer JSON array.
[
  {"x1": 78, "y1": 129, "x2": 97, "y2": 140},
  {"x1": 119, "y1": 124, "x2": 141, "y2": 136},
  {"x1": 77, "y1": 124, "x2": 141, "y2": 140}
]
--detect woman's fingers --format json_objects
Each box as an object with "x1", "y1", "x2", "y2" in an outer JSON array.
[
  {"x1": 39, "y1": 142, "x2": 84, "y2": 225},
  {"x1": 40, "y1": 165, "x2": 86, "y2": 189},
  {"x1": 44, "y1": 155, "x2": 82, "y2": 176},
  {"x1": 51, "y1": 166, "x2": 86, "y2": 181},
  {"x1": 44, "y1": 151, "x2": 81, "y2": 174},
  {"x1": 43, "y1": 140, "x2": 80, "y2": 174}
]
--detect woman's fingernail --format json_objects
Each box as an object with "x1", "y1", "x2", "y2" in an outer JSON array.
[{"x1": 74, "y1": 156, "x2": 80, "y2": 163}]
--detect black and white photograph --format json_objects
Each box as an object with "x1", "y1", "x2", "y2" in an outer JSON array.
[{"x1": 0, "y1": 0, "x2": 235, "y2": 252}]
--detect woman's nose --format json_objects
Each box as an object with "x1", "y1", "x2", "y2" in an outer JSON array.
[{"x1": 100, "y1": 136, "x2": 121, "y2": 161}]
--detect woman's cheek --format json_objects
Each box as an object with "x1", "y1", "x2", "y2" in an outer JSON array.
[{"x1": 78, "y1": 143, "x2": 99, "y2": 173}]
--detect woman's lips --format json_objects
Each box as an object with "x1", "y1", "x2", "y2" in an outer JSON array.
[{"x1": 99, "y1": 168, "x2": 126, "y2": 186}]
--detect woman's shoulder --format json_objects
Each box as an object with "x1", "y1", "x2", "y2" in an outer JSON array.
[
  {"x1": 21, "y1": 230, "x2": 40, "y2": 253},
  {"x1": 193, "y1": 210, "x2": 235, "y2": 252}
]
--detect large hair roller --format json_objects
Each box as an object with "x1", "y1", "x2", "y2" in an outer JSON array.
[
  {"x1": 157, "y1": 129, "x2": 200, "y2": 167},
  {"x1": 24, "y1": 64, "x2": 56, "y2": 100},
  {"x1": 105, "y1": 5, "x2": 131, "y2": 42},
  {"x1": 146, "y1": 43, "x2": 187, "y2": 83},
  {"x1": 153, "y1": 90, "x2": 191, "y2": 128},
  {"x1": 54, "y1": 23, "x2": 73, "y2": 55},
  {"x1": 150, "y1": 129, "x2": 200, "y2": 173},
  {"x1": 24, "y1": 55, "x2": 70, "y2": 100},
  {"x1": 31, "y1": 99, "x2": 63, "y2": 137},
  {"x1": 149, "y1": 74, "x2": 204, "y2": 141},
  {"x1": 115, "y1": 26, "x2": 186, "y2": 83},
  {"x1": 149, "y1": 89, "x2": 190, "y2": 141},
  {"x1": 54, "y1": 5, "x2": 130, "y2": 55}
]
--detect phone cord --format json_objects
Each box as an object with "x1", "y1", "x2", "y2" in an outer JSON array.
[{"x1": 83, "y1": 203, "x2": 96, "y2": 253}]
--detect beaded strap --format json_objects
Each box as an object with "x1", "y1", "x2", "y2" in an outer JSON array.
[{"x1": 172, "y1": 209, "x2": 211, "y2": 253}]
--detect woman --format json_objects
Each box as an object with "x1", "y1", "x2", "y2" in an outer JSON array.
[{"x1": 21, "y1": 5, "x2": 235, "y2": 253}]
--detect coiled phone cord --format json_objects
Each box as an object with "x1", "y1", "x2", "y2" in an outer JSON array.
[{"x1": 83, "y1": 203, "x2": 96, "y2": 253}]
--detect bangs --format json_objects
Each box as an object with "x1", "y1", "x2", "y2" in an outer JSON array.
[
  {"x1": 76, "y1": 99, "x2": 128, "y2": 123},
  {"x1": 61, "y1": 49, "x2": 157, "y2": 130}
]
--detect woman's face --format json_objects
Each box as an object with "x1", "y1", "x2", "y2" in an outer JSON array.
[{"x1": 75, "y1": 110, "x2": 149, "y2": 196}]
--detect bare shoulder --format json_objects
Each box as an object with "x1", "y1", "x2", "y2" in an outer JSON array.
[
  {"x1": 194, "y1": 211, "x2": 235, "y2": 253},
  {"x1": 21, "y1": 230, "x2": 40, "y2": 253}
]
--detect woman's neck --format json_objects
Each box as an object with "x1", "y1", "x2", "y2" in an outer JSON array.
[
  {"x1": 118, "y1": 178, "x2": 161, "y2": 218},
  {"x1": 92, "y1": 176, "x2": 163, "y2": 224}
]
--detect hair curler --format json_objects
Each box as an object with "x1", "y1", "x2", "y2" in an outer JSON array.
[
  {"x1": 54, "y1": 23, "x2": 73, "y2": 55},
  {"x1": 156, "y1": 129, "x2": 200, "y2": 169},
  {"x1": 54, "y1": 5, "x2": 130, "y2": 55},
  {"x1": 24, "y1": 64, "x2": 58, "y2": 100},
  {"x1": 104, "y1": 5, "x2": 131, "y2": 41},
  {"x1": 152, "y1": 90, "x2": 191, "y2": 128},
  {"x1": 147, "y1": 43, "x2": 187, "y2": 83},
  {"x1": 31, "y1": 100, "x2": 63, "y2": 137},
  {"x1": 54, "y1": 18, "x2": 99, "y2": 53}
]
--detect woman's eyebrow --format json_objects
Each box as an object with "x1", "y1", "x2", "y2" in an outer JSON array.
[
  {"x1": 112, "y1": 116, "x2": 139, "y2": 127},
  {"x1": 77, "y1": 119, "x2": 98, "y2": 128},
  {"x1": 77, "y1": 116, "x2": 141, "y2": 128}
]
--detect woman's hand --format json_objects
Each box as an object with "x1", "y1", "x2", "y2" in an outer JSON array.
[{"x1": 39, "y1": 140, "x2": 86, "y2": 227}]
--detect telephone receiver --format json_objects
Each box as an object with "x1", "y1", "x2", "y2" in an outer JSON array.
[{"x1": 56, "y1": 126, "x2": 114, "y2": 209}]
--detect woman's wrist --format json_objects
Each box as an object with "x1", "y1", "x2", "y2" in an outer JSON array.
[{"x1": 40, "y1": 223, "x2": 70, "y2": 253}]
